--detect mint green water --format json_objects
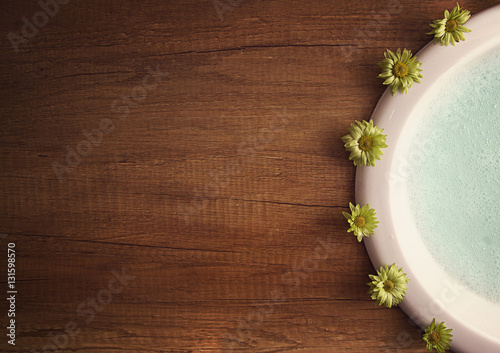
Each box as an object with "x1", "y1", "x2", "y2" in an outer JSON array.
[{"x1": 407, "y1": 46, "x2": 500, "y2": 303}]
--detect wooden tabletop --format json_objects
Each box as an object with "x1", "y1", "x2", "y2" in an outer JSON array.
[{"x1": 1, "y1": 1, "x2": 498, "y2": 352}]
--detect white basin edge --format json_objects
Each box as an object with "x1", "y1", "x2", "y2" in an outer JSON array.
[{"x1": 355, "y1": 4, "x2": 500, "y2": 353}]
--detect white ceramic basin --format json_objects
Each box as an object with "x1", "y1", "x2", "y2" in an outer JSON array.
[{"x1": 356, "y1": 4, "x2": 500, "y2": 353}]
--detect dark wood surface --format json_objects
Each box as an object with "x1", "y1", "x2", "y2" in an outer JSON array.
[{"x1": 1, "y1": 1, "x2": 498, "y2": 352}]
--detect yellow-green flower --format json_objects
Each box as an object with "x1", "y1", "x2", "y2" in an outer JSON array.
[
  {"x1": 429, "y1": 3, "x2": 471, "y2": 46},
  {"x1": 423, "y1": 318, "x2": 453, "y2": 353},
  {"x1": 378, "y1": 48, "x2": 423, "y2": 95},
  {"x1": 368, "y1": 263, "x2": 409, "y2": 308},
  {"x1": 342, "y1": 202, "x2": 378, "y2": 242},
  {"x1": 341, "y1": 120, "x2": 388, "y2": 167}
]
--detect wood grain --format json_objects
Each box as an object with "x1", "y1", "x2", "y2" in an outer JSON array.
[{"x1": 1, "y1": 1, "x2": 498, "y2": 352}]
